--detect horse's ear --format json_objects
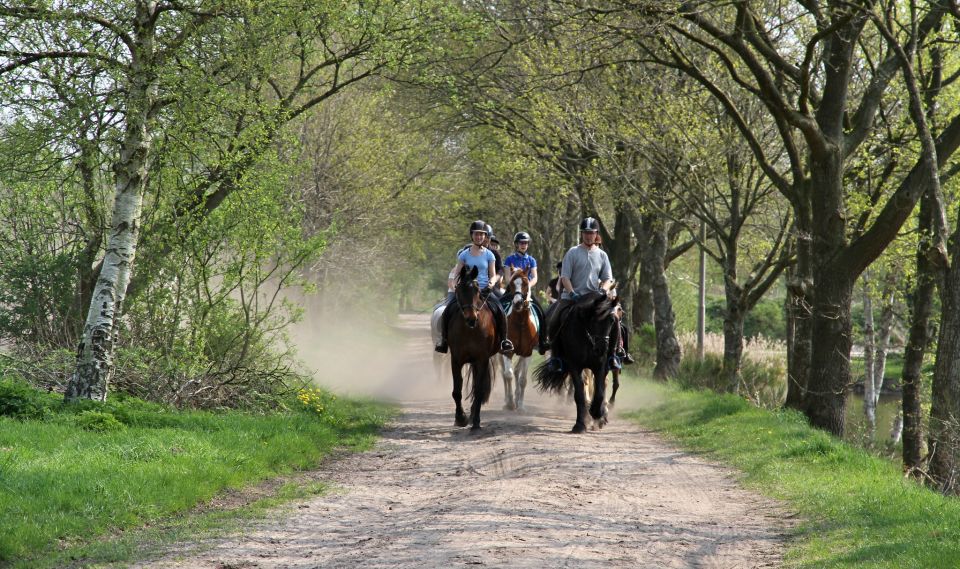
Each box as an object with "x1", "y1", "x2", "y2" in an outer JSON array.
[{"x1": 468, "y1": 265, "x2": 479, "y2": 280}]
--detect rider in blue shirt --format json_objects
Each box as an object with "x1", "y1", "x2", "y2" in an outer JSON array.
[
  {"x1": 503, "y1": 231, "x2": 549, "y2": 354},
  {"x1": 436, "y1": 220, "x2": 514, "y2": 355}
]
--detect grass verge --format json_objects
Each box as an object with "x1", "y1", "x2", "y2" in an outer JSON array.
[
  {"x1": 625, "y1": 378, "x2": 960, "y2": 568},
  {"x1": 0, "y1": 382, "x2": 394, "y2": 568}
]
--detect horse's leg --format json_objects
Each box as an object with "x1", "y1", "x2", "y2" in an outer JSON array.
[
  {"x1": 470, "y1": 359, "x2": 489, "y2": 430},
  {"x1": 501, "y1": 354, "x2": 516, "y2": 410},
  {"x1": 451, "y1": 358, "x2": 469, "y2": 427},
  {"x1": 589, "y1": 366, "x2": 610, "y2": 429},
  {"x1": 570, "y1": 368, "x2": 588, "y2": 434},
  {"x1": 515, "y1": 355, "x2": 529, "y2": 412},
  {"x1": 610, "y1": 368, "x2": 620, "y2": 405}
]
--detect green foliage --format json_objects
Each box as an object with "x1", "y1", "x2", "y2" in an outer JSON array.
[
  {"x1": 0, "y1": 378, "x2": 57, "y2": 420},
  {"x1": 706, "y1": 297, "x2": 786, "y2": 341},
  {"x1": 0, "y1": 381, "x2": 393, "y2": 566},
  {"x1": 0, "y1": 181, "x2": 90, "y2": 347},
  {"x1": 75, "y1": 410, "x2": 125, "y2": 433}
]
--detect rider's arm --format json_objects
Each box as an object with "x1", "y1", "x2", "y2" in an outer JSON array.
[
  {"x1": 559, "y1": 276, "x2": 574, "y2": 295},
  {"x1": 487, "y1": 260, "x2": 498, "y2": 289},
  {"x1": 528, "y1": 266, "x2": 538, "y2": 288}
]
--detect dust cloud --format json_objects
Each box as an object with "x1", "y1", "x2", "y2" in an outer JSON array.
[
  {"x1": 286, "y1": 293, "x2": 668, "y2": 424},
  {"x1": 288, "y1": 305, "x2": 446, "y2": 403}
]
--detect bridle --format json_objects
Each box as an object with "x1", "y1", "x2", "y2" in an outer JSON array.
[{"x1": 456, "y1": 279, "x2": 486, "y2": 327}]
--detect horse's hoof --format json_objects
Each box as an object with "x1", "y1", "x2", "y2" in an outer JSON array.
[
  {"x1": 503, "y1": 403, "x2": 516, "y2": 411},
  {"x1": 471, "y1": 425, "x2": 482, "y2": 431},
  {"x1": 571, "y1": 423, "x2": 587, "y2": 434},
  {"x1": 455, "y1": 416, "x2": 469, "y2": 427}
]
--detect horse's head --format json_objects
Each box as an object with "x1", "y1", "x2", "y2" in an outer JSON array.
[
  {"x1": 507, "y1": 269, "x2": 530, "y2": 310},
  {"x1": 579, "y1": 293, "x2": 620, "y2": 359},
  {"x1": 455, "y1": 265, "x2": 482, "y2": 328}
]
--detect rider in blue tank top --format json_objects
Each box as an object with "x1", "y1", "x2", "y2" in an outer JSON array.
[
  {"x1": 435, "y1": 220, "x2": 514, "y2": 355},
  {"x1": 458, "y1": 247, "x2": 495, "y2": 289}
]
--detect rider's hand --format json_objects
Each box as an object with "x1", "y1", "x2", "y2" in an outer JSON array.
[{"x1": 570, "y1": 292, "x2": 581, "y2": 301}]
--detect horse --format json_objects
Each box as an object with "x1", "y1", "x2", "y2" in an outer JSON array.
[
  {"x1": 534, "y1": 292, "x2": 620, "y2": 433},
  {"x1": 446, "y1": 264, "x2": 499, "y2": 430},
  {"x1": 501, "y1": 269, "x2": 538, "y2": 411}
]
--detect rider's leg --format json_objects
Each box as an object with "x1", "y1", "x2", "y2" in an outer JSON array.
[
  {"x1": 487, "y1": 296, "x2": 514, "y2": 354},
  {"x1": 531, "y1": 298, "x2": 549, "y2": 354},
  {"x1": 435, "y1": 292, "x2": 456, "y2": 353},
  {"x1": 619, "y1": 320, "x2": 635, "y2": 364}
]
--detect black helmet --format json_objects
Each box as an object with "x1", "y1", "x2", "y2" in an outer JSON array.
[
  {"x1": 580, "y1": 216, "x2": 600, "y2": 231},
  {"x1": 514, "y1": 231, "x2": 531, "y2": 243},
  {"x1": 490, "y1": 234, "x2": 500, "y2": 244},
  {"x1": 468, "y1": 220, "x2": 487, "y2": 236},
  {"x1": 484, "y1": 223, "x2": 493, "y2": 235}
]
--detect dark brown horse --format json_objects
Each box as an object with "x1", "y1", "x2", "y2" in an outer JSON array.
[
  {"x1": 447, "y1": 265, "x2": 498, "y2": 429},
  {"x1": 501, "y1": 269, "x2": 538, "y2": 411}
]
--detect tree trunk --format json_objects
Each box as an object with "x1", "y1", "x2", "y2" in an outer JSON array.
[
  {"x1": 862, "y1": 275, "x2": 878, "y2": 434},
  {"x1": 722, "y1": 292, "x2": 744, "y2": 393},
  {"x1": 65, "y1": 3, "x2": 156, "y2": 401},
  {"x1": 928, "y1": 260, "x2": 960, "y2": 492},
  {"x1": 902, "y1": 193, "x2": 938, "y2": 471},
  {"x1": 721, "y1": 232, "x2": 743, "y2": 392},
  {"x1": 784, "y1": 230, "x2": 813, "y2": 411},
  {"x1": 643, "y1": 212, "x2": 681, "y2": 379},
  {"x1": 632, "y1": 270, "x2": 654, "y2": 326}
]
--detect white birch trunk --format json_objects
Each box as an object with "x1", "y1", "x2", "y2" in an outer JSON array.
[
  {"x1": 862, "y1": 276, "x2": 877, "y2": 434},
  {"x1": 874, "y1": 290, "x2": 896, "y2": 400},
  {"x1": 65, "y1": 2, "x2": 157, "y2": 401}
]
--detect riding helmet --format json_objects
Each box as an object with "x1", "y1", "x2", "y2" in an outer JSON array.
[
  {"x1": 514, "y1": 231, "x2": 531, "y2": 243},
  {"x1": 490, "y1": 234, "x2": 500, "y2": 244},
  {"x1": 484, "y1": 223, "x2": 493, "y2": 235},
  {"x1": 579, "y1": 217, "x2": 600, "y2": 232},
  {"x1": 468, "y1": 220, "x2": 487, "y2": 236}
]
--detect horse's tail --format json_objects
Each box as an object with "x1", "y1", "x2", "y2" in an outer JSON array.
[{"x1": 534, "y1": 360, "x2": 567, "y2": 394}]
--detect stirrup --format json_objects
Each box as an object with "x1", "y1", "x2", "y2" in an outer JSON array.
[
  {"x1": 623, "y1": 353, "x2": 635, "y2": 365},
  {"x1": 610, "y1": 355, "x2": 623, "y2": 370},
  {"x1": 500, "y1": 340, "x2": 514, "y2": 354}
]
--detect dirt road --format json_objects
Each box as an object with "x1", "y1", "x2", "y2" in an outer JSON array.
[{"x1": 139, "y1": 314, "x2": 790, "y2": 568}]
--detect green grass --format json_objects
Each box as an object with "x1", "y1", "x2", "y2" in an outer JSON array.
[
  {"x1": 625, "y1": 379, "x2": 960, "y2": 568},
  {"x1": 0, "y1": 383, "x2": 393, "y2": 568}
]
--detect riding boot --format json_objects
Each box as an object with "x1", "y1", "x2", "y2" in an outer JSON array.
[{"x1": 489, "y1": 296, "x2": 514, "y2": 354}]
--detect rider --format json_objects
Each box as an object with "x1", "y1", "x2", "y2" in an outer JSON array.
[
  {"x1": 459, "y1": 223, "x2": 504, "y2": 294},
  {"x1": 435, "y1": 220, "x2": 514, "y2": 355},
  {"x1": 503, "y1": 231, "x2": 550, "y2": 355},
  {"x1": 543, "y1": 216, "x2": 618, "y2": 371}
]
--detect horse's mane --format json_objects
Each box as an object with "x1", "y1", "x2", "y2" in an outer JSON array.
[{"x1": 569, "y1": 293, "x2": 618, "y2": 323}]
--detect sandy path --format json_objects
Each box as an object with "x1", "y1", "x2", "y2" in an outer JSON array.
[{"x1": 138, "y1": 315, "x2": 790, "y2": 568}]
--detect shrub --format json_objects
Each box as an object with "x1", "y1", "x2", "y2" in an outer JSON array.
[
  {"x1": 0, "y1": 378, "x2": 55, "y2": 419},
  {"x1": 75, "y1": 410, "x2": 125, "y2": 432}
]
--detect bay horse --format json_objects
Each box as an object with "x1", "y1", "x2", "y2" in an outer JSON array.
[
  {"x1": 501, "y1": 269, "x2": 538, "y2": 411},
  {"x1": 447, "y1": 264, "x2": 498, "y2": 430},
  {"x1": 534, "y1": 292, "x2": 620, "y2": 433}
]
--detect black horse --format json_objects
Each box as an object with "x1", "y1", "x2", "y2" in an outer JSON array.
[
  {"x1": 446, "y1": 265, "x2": 498, "y2": 430},
  {"x1": 534, "y1": 292, "x2": 620, "y2": 433}
]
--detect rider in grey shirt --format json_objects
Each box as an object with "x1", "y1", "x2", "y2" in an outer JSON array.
[
  {"x1": 543, "y1": 217, "x2": 616, "y2": 371},
  {"x1": 559, "y1": 242, "x2": 612, "y2": 299}
]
